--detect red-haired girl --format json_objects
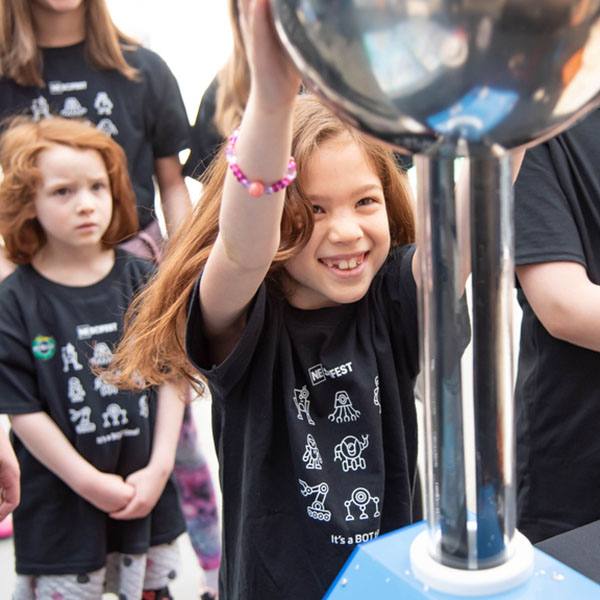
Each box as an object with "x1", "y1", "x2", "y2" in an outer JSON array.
[{"x1": 0, "y1": 116, "x2": 185, "y2": 600}]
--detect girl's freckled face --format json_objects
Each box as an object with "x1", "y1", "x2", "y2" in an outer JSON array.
[{"x1": 284, "y1": 136, "x2": 390, "y2": 310}]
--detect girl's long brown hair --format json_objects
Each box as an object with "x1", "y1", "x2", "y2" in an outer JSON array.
[
  {"x1": 0, "y1": 0, "x2": 139, "y2": 87},
  {"x1": 110, "y1": 95, "x2": 415, "y2": 393},
  {"x1": 213, "y1": 0, "x2": 249, "y2": 137}
]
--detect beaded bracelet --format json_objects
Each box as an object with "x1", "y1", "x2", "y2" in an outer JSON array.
[{"x1": 225, "y1": 128, "x2": 297, "y2": 198}]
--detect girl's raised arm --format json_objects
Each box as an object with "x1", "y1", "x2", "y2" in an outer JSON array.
[{"x1": 199, "y1": 0, "x2": 301, "y2": 362}]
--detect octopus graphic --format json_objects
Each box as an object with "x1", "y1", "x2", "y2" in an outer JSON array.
[{"x1": 328, "y1": 391, "x2": 360, "y2": 423}]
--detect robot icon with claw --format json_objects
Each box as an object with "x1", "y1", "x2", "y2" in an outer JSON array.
[{"x1": 299, "y1": 479, "x2": 331, "y2": 522}]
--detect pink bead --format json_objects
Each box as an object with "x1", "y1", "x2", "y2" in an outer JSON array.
[{"x1": 248, "y1": 180, "x2": 265, "y2": 197}]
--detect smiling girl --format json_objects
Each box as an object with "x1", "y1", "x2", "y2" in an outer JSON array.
[
  {"x1": 108, "y1": 0, "x2": 420, "y2": 598},
  {"x1": 0, "y1": 116, "x2": 186, "y2": 600}
]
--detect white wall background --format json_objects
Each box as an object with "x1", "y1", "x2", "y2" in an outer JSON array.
[{"x1": 106, "y1": 0, "x2": 233, "y2": 124}]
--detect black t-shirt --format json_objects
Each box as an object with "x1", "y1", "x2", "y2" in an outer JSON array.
[
  {"x1": 183, "y1": 75, "x2": 223, "y2": 180},
  {"x1": 514, "y1": 108, "x2": 600, "y2": 543},
  {"x1": 186, "y1": 245, "x2": 419, "y2": 599},
  {"x1": 0, "y1": 249, "x2": 186, "y2": 575},
  {"x1": 0, "y1": 42, "x2": 190, "y2": 230}
]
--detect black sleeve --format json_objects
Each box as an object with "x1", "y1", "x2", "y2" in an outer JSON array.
[
  {"x1": 514, "y1": 141, "x2": 585, "y2": 268},
  {"x1": 183, "y1": 76, "x2": 224, "y2": 179},
  {"x1": 139, "y1": 48, "x2": 191, "y2": 159},
  {"x1": 0, "y1": 277, "x2": 43, "y2": 415},
  {"x1": 377, "y1": 244, "x2": 420, "y2": 378},
  {"x1": 185, "y1": 273, "x2": 267, "y2": 392}
]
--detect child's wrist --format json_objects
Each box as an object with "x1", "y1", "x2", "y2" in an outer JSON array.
[{"x1": 146, "y1": 457, "x2": 173, "y2": 481}]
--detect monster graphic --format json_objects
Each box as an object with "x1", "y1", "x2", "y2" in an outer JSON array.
[
  {"x1": 101, "y1": 403, "x2": 129, "y2": 428},
  {"x1": 334, "y1": 434, "x2": 369, "y2": 472}
]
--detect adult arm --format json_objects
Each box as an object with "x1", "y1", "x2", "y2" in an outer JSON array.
[
  {"x1": 9, "y1": 412, "x2": 134, "y2": 513},
  {"x1": 110, "y1": 381, "x2": 185, "y2": 520},
  {"x1": 154, "y1": 155, "x2": 192, "y2": 236},
  {"x1": 517, "y1": 261, "x2": 600, "y2": 351},
  {"x1": 0, "y1": 426, "x2": 20, "y2": 520}
]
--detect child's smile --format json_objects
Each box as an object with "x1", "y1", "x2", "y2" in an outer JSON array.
[{"x1": 285, "y1": 135, "x2": 391, "y2": 309}]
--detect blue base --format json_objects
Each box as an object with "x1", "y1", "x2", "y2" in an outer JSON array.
[{"x1": 324, "y1": 522, "x2": 600, "y2": 599}]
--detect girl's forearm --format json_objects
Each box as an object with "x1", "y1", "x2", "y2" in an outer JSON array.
[
  {"x1": 218, "y1": 97, "x2": 296, "y2": 270},
  {"x1": 9, "y1": 412, "x2": 98, "y2": 494},
  {"x1": 147, "y1": 382, "x2": 185, "y2": 477}
]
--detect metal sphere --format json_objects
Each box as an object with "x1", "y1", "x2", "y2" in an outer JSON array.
[{"x1": 271, "y1": 0, "x2": 600, "y2": 153}]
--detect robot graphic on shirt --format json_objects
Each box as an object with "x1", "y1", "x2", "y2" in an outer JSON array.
[
  {"x1": 69, "y1": 405, "x2": 96, "y2": 434},
  {"x1": 94, "y1": 373, "x2": 119, "y2": 397},
  {"x1": 61, "y1": 342, "x2": 83, "y2": 373},
  {"x1": 293, "y1": 385, "x2": 315, "y2": 425},
  {"x1": 89, "y1": 341, "x2": 113, "y2": 367},
  {"x1": 138, "y1": 394, "x2": 149, "y2": 418},
  {"x1": 334, "y1": 434, "x2": 369, "y2": 472},
  {"x1": 299, "y1": 479, "x2": 331, "y2": 522},
  {"x1": 31, "y1": 96, "x2": 50, "y2": 121},
  {"x1": 67, "y1": 376, "x2": 86, "y2": 403},
  {"x1": 94, "y1": 91, "x2": 114, "y2": 116},
  {"x1": 373, "y1": 375, "x2": 381, "y2": 414},
  {"x1": 344, "y1": 487, "x2": 381, "y2": 522},
  {"x1": 302, "y1": 433, "x2": 323, "y2": 470},
  {"x1": 60, "y1": 97, "x2": 87, "y2": 117},
  {"x1": 102, "y1": 403, "x2": 129, "y2": 428},
  {"x1": 328, "y1": 390, "x2": 361, "y2": 423}
]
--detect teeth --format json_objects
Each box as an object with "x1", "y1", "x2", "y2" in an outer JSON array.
[{"x1": 323, "y1": 256, "x2": 363, "y2": 270}]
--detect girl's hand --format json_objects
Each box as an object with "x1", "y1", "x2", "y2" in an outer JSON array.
[
  {"x1": 240, "y1": 0, "x2": 302, "y2": 111},
  {"x1": 108, "y1": 464, "x2": 170, "y2": 520},
  {"x1": 0, "y1": 427, "x2": 20, "y2": 521},
  {"x1": 80, "y1": 471, "x2": 135, "y2": 514}
]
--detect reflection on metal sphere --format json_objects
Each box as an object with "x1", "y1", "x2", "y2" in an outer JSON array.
[{"x1": 271, "y1": 0, "x2": 600, "y2": 153}]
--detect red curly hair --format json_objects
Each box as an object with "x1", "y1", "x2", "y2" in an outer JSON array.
[{"x1": 0, "y1": 115, "x2": 139, "y2": 263}]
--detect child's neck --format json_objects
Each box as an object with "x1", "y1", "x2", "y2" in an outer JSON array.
[
  {"x1": 31, "y1": 5, "x2": 86, "y2": 48},
  {"x1": 32, "y1": 245, "x2": 115, "y2": 287}
]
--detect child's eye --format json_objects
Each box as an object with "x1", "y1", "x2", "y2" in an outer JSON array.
[
  {"x1": 357, "y1": 197, "x2": 376, "y2": 207},
  {"x1": 53, "y1": 187, "x2": 70, "y2": 196},
  {"x1": 91, "y1": 182, "x2": 106, "y2": 191},
  {"x1": 312, "y1": 204, "x2": 324, "y2": 214}
]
